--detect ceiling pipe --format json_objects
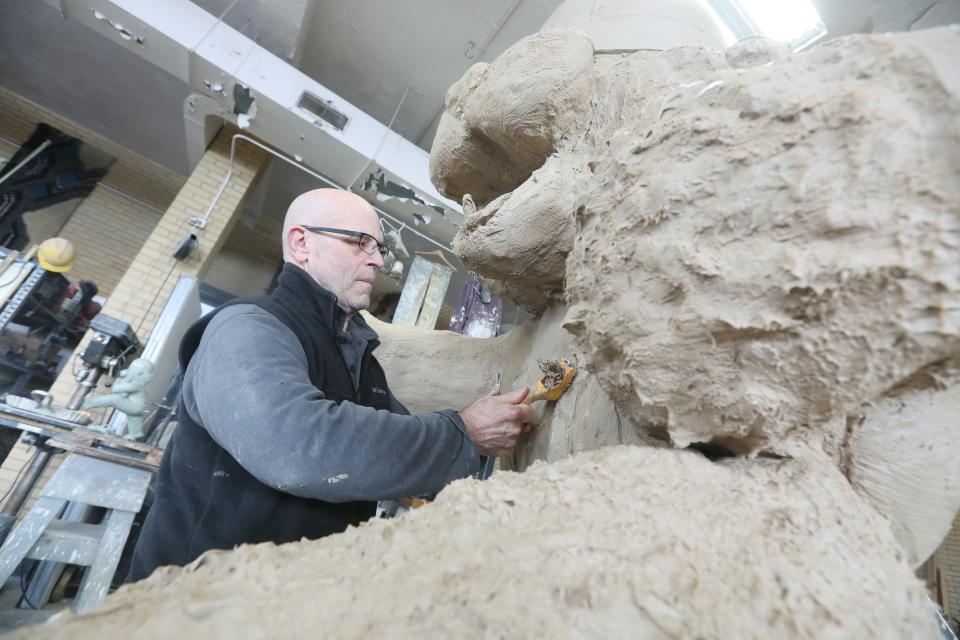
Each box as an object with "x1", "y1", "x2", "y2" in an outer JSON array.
[
  {"x1": 195, "y1": 133, "x2": 455, "y2": 255},
  {"x1": 0, "y1": 140, "x2": 52, "y2": 187}
]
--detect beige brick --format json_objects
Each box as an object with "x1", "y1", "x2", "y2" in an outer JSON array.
[
  {"x1": 0, "y1": 87, "x2": 185, "y2": 209},
  {"x1": 939, "y1": 511, "x2": 960, "y2": 619},
  {"x1": 0, "y1": 125, "x2": 270, "y2": 511}
]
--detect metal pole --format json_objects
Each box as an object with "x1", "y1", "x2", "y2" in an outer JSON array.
[
  {"x1": 0, "y1": 437, "x2": 58, "y2": 544},
  {"x1": 0, "y1": 140, "x2": 52, "y2": 188},
  {"x1": 67, "y1": 368, "x2": 102, "y2": 411},
  {"x1": 192, "y1": 133, "x2": 457, "y2": 255}
]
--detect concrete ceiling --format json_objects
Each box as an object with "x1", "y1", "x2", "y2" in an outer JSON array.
[
  {"x1": 296, "y1": 0, "x2": 567, "y2": 149},
  {"x1": 0, "y1": 0, "x2": 192, "y2": 173},
  {"x1": 189, "y1": 0, "x2": 568, "y2": 151},
  {"x1": 2, "y1": 0, "x2": 957, "y2": 240},
  {"x1": 0, "y1": 0, "x2": 567, "y2": 179},
  {"x1": 3, "y1": 0, "x2": 957, "y2": 176},
  {"x1": 810, "y1": 0, "x2": 960, "y2": 36}
]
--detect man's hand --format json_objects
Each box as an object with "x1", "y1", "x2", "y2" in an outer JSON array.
[{"x1": 459, "y1": 387, "x2": 537, "y2": 457}]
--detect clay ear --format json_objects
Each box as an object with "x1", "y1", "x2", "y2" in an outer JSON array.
[{"x1": 849, "y1": 369, "x2": 960, "y2": 569}]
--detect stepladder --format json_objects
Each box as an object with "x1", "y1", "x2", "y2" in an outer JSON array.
[{"x1": 0, "y1": 452, "x2": 151, "y2": 613}]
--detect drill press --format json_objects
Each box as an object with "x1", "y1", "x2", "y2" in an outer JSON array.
[{"x1": 0, "y1": 313, "x2": 139, "y2": 542}]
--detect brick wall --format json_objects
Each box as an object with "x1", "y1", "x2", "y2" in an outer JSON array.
[
  {"x1": 0, "y1": 86, "x2": 184, "y2": 209},
  {"x1": 939, "y1": 514, "x2": 960, "y2": 627},
  {"x1": 0, "y1": 85, "x2": 188, "y2": 296},
  {"x1": 204, "y1": 205, "x2": 284, "y2": 296},
  {"x1": 55, "y1": 186, "x2": 166, "y2": 296},
  {"x1": 0, "y1": 107, "x2": 270, "y2": 509}
]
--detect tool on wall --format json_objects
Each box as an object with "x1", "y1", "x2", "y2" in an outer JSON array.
[
  {"x1": 477, "y1": 359, "x2": 577, "y2": 480},
  {"x1": 172, "y1": 233, "x2": 198, "y2": 261}
]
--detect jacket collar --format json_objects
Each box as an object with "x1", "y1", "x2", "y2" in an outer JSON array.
[{"x1": 274, "y1": 263, "x2": 379, "y2": 345}]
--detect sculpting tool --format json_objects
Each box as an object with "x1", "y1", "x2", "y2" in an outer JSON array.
[
  {"x1": 478, "y1": 359, "x2": 576, "y2": 480},
  {"x1": 521, "y1": 359, "x2": 576, "y2": 405}
]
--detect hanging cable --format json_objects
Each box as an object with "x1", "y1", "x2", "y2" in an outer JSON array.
[
  {"x1": 191, "y1": 133, "x2": 458, "y2": 257},
  {"x1": 346, "y1": 86, "x2": 411, "y2": 190}
]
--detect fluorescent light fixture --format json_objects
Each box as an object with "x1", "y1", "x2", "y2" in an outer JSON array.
[{"x1": 701, "y1": 0, "x2": 827, "y2": 50}]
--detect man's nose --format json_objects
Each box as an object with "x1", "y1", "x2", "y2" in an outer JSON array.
[{"x1": 368, "y1": 248, "x2": 385, "y2": 268}]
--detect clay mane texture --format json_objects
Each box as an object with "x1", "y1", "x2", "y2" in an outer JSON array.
[{"x1": 564, "y1": 28, "x2": 960, "y2": 456}]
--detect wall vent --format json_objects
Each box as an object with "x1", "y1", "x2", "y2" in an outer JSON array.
[{"x1": 297, "y1": 92, "x2": 349, "y2": 131}]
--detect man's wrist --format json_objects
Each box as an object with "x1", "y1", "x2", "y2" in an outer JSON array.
[{"x1": 435, "y1": 410, "x2": 481, "y2": 470}]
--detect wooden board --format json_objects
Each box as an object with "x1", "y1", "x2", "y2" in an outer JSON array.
[
  {"x1": 393, "y1": 256, "x2": 454, "y2": 329},
  {"x1": 392, "y1": 256, "x2": 433, "y2": 326},
  {"x1": 0, "y1": 409, "x2": 161, "y2": 472},
  {"x1": 415, "y1": 263, "x2": 454, "y2": 330}
]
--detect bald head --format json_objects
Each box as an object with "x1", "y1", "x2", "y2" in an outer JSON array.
[
  {"x1": 281, "y1": 188, "x2": 385, "y2": 316},
  {"x1": 282, "y1": 189, "x2": 379, "y2": 261}
]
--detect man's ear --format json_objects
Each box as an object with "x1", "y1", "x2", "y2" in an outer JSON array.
[{"x1": 287, "y1": 226, "x2": 310, "y2": 262}]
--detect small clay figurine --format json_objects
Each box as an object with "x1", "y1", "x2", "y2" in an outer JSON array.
[{"x1": 83, "y1": 358, "x2": 154, "y2": 440}]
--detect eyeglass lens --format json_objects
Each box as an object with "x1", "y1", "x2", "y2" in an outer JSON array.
[{"x1": 359, "y1": 234, "x2": 388, "y2": 256}]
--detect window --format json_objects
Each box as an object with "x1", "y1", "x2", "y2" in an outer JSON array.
[{"x1": 701, "y1": 0, "x2": 827, "y2": 50}]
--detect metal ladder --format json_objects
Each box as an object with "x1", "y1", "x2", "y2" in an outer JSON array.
[{"x1": 0, "y1": 453, "x2": 150, "y2": 613}]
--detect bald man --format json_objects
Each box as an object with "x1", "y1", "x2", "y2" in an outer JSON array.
[{"x1": 127, "y1": 189, "x2": 534, "y2": 581}]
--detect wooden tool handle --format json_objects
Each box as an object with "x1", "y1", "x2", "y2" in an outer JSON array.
[{"x1": 522, "y1": 390, "x2": 546, "y2": 405}]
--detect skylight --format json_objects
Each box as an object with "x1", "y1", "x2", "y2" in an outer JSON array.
[{"x1": 701, "y1": 0, "x2": 828, "y2": 50}]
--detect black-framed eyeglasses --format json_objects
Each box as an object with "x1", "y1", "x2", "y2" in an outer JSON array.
[{"x1": 302, "y1": 226, "x2": 388, "y2": 256}]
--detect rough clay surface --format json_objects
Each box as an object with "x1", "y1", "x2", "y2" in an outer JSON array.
[
  {"x1": 25, "y1": 27, "x2": 957, "y2": 638},
  {"x1": 431, "y1": 29, "x2": 729, "y2": 310},
  {"x1": 723, "y1": 36, "x2": 790, "y2": 68},
  {"x1": 565, "y1": 27, "x2": 960, "y2": 455},
  {"x1": 452, "y1": 154, "x2": 583, "y2": 310},
  {"x1": 22, "y1": 447, "x2": 938, "y2": 640},
  {"x1": 432, "y1": 23, "x2": 959, "y2": 477},
  {"x1": 430, "y1": 29, "x2": 595, "y2": 209},
  {"x1": 422, "y1": 23, "x2": 960, "y2": 627},
  {"x1": 366, "y1": 307, "x2": 632, "y2": 466}
]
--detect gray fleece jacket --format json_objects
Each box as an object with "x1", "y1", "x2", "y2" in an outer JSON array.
[{"x1": 180, "y1": 303, "x2": 482, "y2": 502}]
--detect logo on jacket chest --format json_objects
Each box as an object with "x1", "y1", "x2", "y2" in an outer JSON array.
[{"x1": 370, "y1": 386, "x2": 387, "y2": 396}]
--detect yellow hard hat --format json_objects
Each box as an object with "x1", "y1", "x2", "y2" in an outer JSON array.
[{"x1": 37, "y1": 237, "x2": 76, "y2": 273}]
